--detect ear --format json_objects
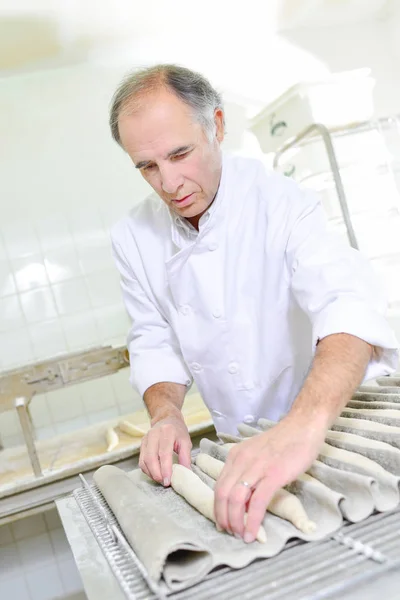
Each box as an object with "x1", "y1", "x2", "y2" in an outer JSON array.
[{"x1": 214, "y1": 108, "x2": 225, "y2": 143}]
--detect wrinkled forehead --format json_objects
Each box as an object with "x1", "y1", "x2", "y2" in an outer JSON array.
[{"x1": 118, "y1": 95, "x2": 205, "y2": 161}]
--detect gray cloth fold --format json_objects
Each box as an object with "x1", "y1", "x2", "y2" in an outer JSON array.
[
  {"x1": 353, "y1": 391, "x2": 400, "y2": 402},
  {"x1": 358, "y1": 386, "x2": 400, "y2": 395},
  {"x1": 341, "y1": 407, "x2": 400, "y2": 426},
  {"x1": 94, "y1": 462, "x2": 343, "y2": 593},
  {"x1": 332, "y1": 416, "x2": 400, "y2": 449},
  {"x1": 347, "y1": 400, "x2": 400, "y2": 410},
  {"x1": 94, "y1": 465, "x2": 213, "y2": 592},
  {"x1": 93, "y1": 406, "x2": 400, "y2": 593}
]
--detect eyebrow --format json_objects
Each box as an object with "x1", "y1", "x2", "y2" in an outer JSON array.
[{"x1": 134, "y1": 145, "x2": 193, "y2": 169}]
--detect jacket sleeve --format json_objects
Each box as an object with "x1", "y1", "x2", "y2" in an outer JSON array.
[
  {"x1": 111, "y1": 234, "x2": 193, "y2": 397},
  {"x1": 285, "y1": 188, "x2": 399, "y2": 382}
]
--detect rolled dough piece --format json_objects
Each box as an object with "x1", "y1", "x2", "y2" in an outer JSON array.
[
  {"x1": 267, "y1": 487, "x2": 316, "y2": 534},
  {"x1": 347, "y1": 400, "x2": 400, "y2": 410},
  {"x1": 119, "y1": 420, "x2": 148, "y2": 438},
  {"x1": 195, "y1": 454, "x2": 316, "y2": 534},
  {"x1": 196, "y1": 453, "x2": 225, "y2": 480},
  {"x1": 171, "y1": 464, "x2": 267, "y2": 544},
  {"x1": 106, "y1": 427, "x2": 119, "y2": 452},
  {"x1": 353, "y1": 391, "x2": 400, "y2": 402},
  {"x1": 358, "y1": 386, "x2": 400, "y2": 395},
  {"x1": 341, "y1": 407, "x2": 400, "y2": 423},
  {"x1": 377, "y1": 376, "x2": 400, "y2": 387},
  {"x1": 327, "y1": 429, "x2": 400, "y2": 455},
  {"x1": 218, "y1": 433, "x2": 243, "y2": 444},
  {"x1": 334, "y1": 416, "x2": 400, "y2": 434},
  {"x1": 320, "y1": 442, "x2": 390, "y2": 477}
]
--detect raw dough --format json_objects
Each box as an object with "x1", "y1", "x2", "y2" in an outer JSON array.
[
  {"x1": 342, "y1": 407, "x2": 400, "y2": 420},
  {"x1": 327, "y1": 429, "x2": 400, "y2": 455},
  {"x1": 347, "y1": 400, "x2": 400, "y2": 410},
  {"x1": 106, "y1": 427, "x2": 119, "y2": 452},
  {"x1": 268, "y1": 487, "x2": 316, "y2": 534},
  {"x1": 171, "y1": 464, "x2": 267, "y2": 544},
  {"x1": 195, "y1": 454, "x2": 316, "y2": 534},
  {"x1": 196, "y1": 453, "x2": 225, "y2": 480},
  {"x1": 119, "y1": 420, "x2": 148, "y2": 438},
  {"x1": 320, "y1": 442, "x2": 389, "y2": 477},
  {"x1": 334, "y1": 416, "x2": 400, "y2": 434}
]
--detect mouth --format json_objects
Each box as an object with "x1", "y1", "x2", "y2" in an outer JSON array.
[{"x1": 171, "y1": 193, "x2": 194, "y2": 207}]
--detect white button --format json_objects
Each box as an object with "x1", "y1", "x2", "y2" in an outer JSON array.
[
  {"x1": 243, "y1": 414, "x2": 255, "y2": 424},
  {"x1": 208, "y1": 242, "x2": 218, "y2": 251},
  {"x1": 213, "y1": 309, "x2": 222, "y2": 318},
  {"x1": 211, "y1": 409, "x2": 224, "y2": 417},
  {"x1": 192, "y1": 362, "x2": 202, "y2": 372},
  {"x1": 180, "y1": 305, "x2": 190, "y2": 316},
  {"x1": 228, "y1": 362, "x2": 238, "y2": 374}
]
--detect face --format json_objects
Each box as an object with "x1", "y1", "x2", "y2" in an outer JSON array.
[{"x1": 118, "y1": 89, "x2": 224, "y2": 227}]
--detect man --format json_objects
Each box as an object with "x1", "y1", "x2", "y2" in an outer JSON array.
[{"x1": 110, "y1": 64, "x2": 399, "y2": 544}]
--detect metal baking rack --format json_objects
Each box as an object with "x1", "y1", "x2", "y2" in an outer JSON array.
[{"x1": 74, "y1": 472, "x2": 400, "y2": 600}]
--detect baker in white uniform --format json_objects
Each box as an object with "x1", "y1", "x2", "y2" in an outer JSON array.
[{"x1": 110, "y1": 64, "x2": 399, "y2": 543}]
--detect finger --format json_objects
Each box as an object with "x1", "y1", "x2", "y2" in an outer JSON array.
[
  {"x1": 144, "y1": 432, "x2": 163, "y2": 483},
  {"x1": 175, "y1": 436, "x2": 192, "y2": 469},
  {"x1": 213, "y1": 446, "x2": 251, "y2": 533},
  {"x1": 244, "y1": 478, "x2": 273, "y2": 543},
  {"x1": 214, "y1": 458, "x2": 244, "y2": 534},
  {"x1": 158, "y1": 430, "x2": 176, "y2": 486},
  {"x1": 139, "y1": 438, "x2": 151, "y2": 478},
  {"x1": 140, "y1": 458, "x2": 152, "y2": 480},
  {"x1": 227, "y1": 482, "x2": 253, "y2": 538}
]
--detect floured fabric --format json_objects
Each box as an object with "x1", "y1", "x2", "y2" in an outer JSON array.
[
  {"x1": 94, "y1": 461, "x2": 343, "y2": 593},
  {"x1": 347, "y1": 400, "x2": 400, "y2": 410},
  {"x1": 358, "y1": 386, "x2": 400, "y2": 395},
  {"x1": 341, "y1": 407, "x2": 400, "y2": 426},
  {"x1": 325, "y1": 430, "x2": 400, "y2": 475},
  {"x1": 93, "y1": 405, "x2": 400, "y2": 593},
  {"x1": 353, "y1": 391, "x2": 400, "y2": 402},
  {"x1": 332, "y1": 416, "x2": 400, "y2": 449}
]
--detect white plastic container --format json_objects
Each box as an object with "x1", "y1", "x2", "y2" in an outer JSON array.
[{"x1": 249, "y1": 69, "x2": 375, "y2": 154}]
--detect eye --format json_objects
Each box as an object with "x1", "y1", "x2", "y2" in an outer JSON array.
[
  {"x1": 143, "y1": 164, "x2": 156, "y2": 171},
  {"x1": 172, "y1": 151, "x2": 190, "y2": 161}
]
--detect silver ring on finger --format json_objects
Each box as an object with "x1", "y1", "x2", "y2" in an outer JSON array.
[{"x1": 239, "y1": 480, "x2": 253, "y2": 489}]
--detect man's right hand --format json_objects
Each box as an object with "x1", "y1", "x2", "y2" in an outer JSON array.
[{"x1": 139, "y1": 413, "x2": 192, "y2": 486}]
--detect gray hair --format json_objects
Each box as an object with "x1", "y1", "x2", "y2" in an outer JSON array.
[{"x1": 109, "y1": 64, "x2": 224, "y2": 147}]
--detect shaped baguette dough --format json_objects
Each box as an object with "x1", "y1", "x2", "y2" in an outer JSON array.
[
  {"x1": 327, "y1": 429, "x2": 400, "y2": 455},
  {"x1": 320, "y1": 442, "x2": 389, "y2": 476},
  {"x1": 106, "y1": 427, "x2": 119, "y2": 452},
  {"x1": 347, "y1": 400, "x2": 400, "y2": 410},
  {"x1": 195, "y1": 454, "x2": 316, "y2": 534},
  {"x1": 119, "y1": 420, "x2": 148, "y2": 437},
  {"x1": 171, "y1": 464, "x2": 267, "y2": 543},
  {"x1": 334, "y1": 416, "x2": 400, "y2": 434},
  {"x1": 342, "y1": 407, "x2": 400, "y2": 419}
]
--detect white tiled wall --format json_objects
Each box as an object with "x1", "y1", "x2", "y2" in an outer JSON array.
[
  {"x1": 0, "y1": 66, "x2": 152, "y2": 373},
  {"x1": 0, "y1": 509, "x2": 86, "y2": 600}
]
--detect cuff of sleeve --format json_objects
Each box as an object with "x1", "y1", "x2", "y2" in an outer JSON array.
[
  {"x1": 312, "y1": 298, "x2": 399, "y2": 381},
  {"x1": 129, "y1": 351, "x2": 193, "y2": 397}
]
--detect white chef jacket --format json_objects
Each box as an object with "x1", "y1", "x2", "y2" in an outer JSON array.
[{"x1": 111, "y1": 153, "x2": 399, "y2": 434}]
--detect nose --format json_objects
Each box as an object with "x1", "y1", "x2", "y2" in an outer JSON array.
[{"x1": 159, "y1": 164, "x2": 184, "y2": 195}]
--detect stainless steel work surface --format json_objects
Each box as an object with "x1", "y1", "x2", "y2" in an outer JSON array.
[{"x1": 58, "y1": 482, "x2": 400, "y2": 600}]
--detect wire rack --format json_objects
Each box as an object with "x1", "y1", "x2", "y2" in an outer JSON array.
[{"x1": 73, "y1": 473, "x2": 400, "y2": 600}]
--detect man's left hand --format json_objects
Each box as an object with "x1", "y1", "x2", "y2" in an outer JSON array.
[{"x1": 213, "y1": 418, "x2": 325, "y2": 543}]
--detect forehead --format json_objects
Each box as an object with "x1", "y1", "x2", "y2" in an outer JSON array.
[{"x1": 118, "y1": 89, "x2": 202, "y2": 156}]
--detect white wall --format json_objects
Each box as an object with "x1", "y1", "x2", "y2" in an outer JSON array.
[
  {"x1": 0, "y1": 64, "x2": 255, "y2": 373},
  {"x1": 1, "y1": 13, "x2": 400, "y2": 373},
  {"x1": 280, "y1": 17, "x2": 400, "y2": 118}
]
